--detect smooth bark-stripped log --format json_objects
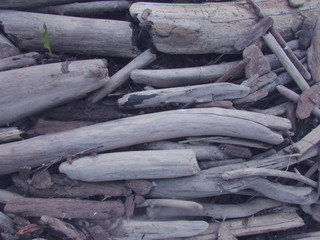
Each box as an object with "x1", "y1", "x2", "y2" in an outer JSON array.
[
  {"x1": 110, "y1": 220, "x2": 209, "y2": 240},
  {"x1": 40, "y1": 215, "x2": 87, "y2": 240},
  {"x1": 0, "y1": 127, "x2": 23, "y2": 143},
  {"x1": 90, "y1": 49, "x2": 157, "y2": 103},
  {"x1": 11, "y1": 174, "x2": 131, "y2": 199},
  {"x1": 130, "y1": 50, "x2": 306, "y2": 88},
  {"x1": 0, "y1": 52, "x2": 40, "y2": 72},
  {"x1": 263, "y1": 32, "x2": 310, "y2": 91},
  {"x1": 293, "y1": 124, "x2": 320, "y2": 155},
  {"x1": 33, "y1": 1, "x2": 131, "y2": 17},
  {"x1": 177, "y1": 211, "x2": 304, "y2": 240},
  {"x1": 118, "y1": 83, "x2": 250, "y2": 109},
  {"x1": 0, "y1": 33, "x2": 20, "y2": 59},
  {"x1": 4, "y1": 198, "x2": 124, "y2": 219},
  {"x1": 144, "y1": 198, "x2": 283, "y2": 220},
  {"x1": 0, "y1": 108, "x2": 289, "y2": 175},
  {"x1": 0, "y1": 10, "x2": 137, "y2": 58},
  {"x1": 136, "y1": 141, "x2": 229, "y2": 161},
  {"x1": 0, "y1": 59, "x2": 108, "y2": 126},
  {"x1": 59, "y1": 150, "x2": 200, "y2": 182},
  {"x1": 129, "y1": 0, "x2": 319, "y2": 55},
  {"x1": 0, "y1": 0, "x2": 91, "y2": 9}
]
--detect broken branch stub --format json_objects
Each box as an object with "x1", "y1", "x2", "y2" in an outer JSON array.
[
  {"x1": 0, "y1": 108, "x2": 289, "y2": 175},
  {"x1": 59, "y1": 150, "x2": 200, "y2": 182}
]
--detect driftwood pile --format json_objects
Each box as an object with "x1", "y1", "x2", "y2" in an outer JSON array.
[{"x1": 1, "y1": 0, "x2": 320, "y2": 239}]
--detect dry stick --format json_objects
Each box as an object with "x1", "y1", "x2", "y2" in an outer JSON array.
[
  {"x1": 144, "y1": 198, "x2": 283, "y2": 220},
  {"x1": 271, "y1": 29, "x2": 311, "y2": 81},
  {"x1": 90, "y1": 49, "x2": 156, "y2": 103},
  {"x1": 215, "y1": 58, "x2": 249, "y2": 83},
  {"x1": 0, "y1": 52, "x2": 40, "y2": 72},
  {"x1": 293, "y1": 124, "x2": 320, "y2": 155},
  {"x1": 263, "y1": 33, "x2": 309, "y2": 91},
  {"x1": 247, "y1": 0, "x2": 311, "y2": 81},
  {"x1": 40, "y1": 215, "x2": 87, "y2": 240},
  {"x1": 221, "y1": 168, "x2": 318, "y2": 188},
  {"x1": 276, "y1": 85, "x2": 320, "y2": 118}
]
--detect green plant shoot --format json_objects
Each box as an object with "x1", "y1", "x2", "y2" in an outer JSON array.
[{"x1": 42, "y1": 23, "x2": 52, "y2": 54}]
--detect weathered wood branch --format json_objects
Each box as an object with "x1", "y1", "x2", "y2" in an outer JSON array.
[
  {"x1": 0, "y1": 108, "x2": 289, "y2": 175},
  {"x1": 130, "y1": 49, "x2": 305, "y2": 88},
  {"x1": 0, "y1": 10, "x2": 137, "y2": 58},
  {"x1": 0, "y1": 211, "x2": 16, "y2": 235},
  {"x1": 0, "y1": 52, "x2": 40, "y2": 72},
  {"x1": 33, "y1": 1, "x2": 131, "y2": 17},
  {"x1": 143, "y1": 198, "x2": 283, "y2": 220},
  {"x1": 11, "y1": 174, "x2": 132, "y2": 199},
  {"x1": 117, "y1": 83, "x2": 250, "y2": 109},
  {"x1": 0, "y1": 59, "x2": 108, "y2": 126},
  {"x1": 135, "y1": 141, "x2": 229, "y2": 161},
  {"x1": 293, "y1": 124, "x2": 320, "y2": 155},
  {"x1": 177, "y1": 211, "x2": 304, "y2": 240},
  {"x1": 4, "y1": 198, "x2": 124, "y2": 219},
  {"x1": 110, "y1": 220, "x2": 209, "y2": 240},
  {"x1": 0, "y1": 127, "x2": 23, "y2": 143},
  {"x1": 221, "y1": 167, "x2": 318, "y2": 188},
  {"x1": 129, "y1": 0, "x2": 319, "y2": 54},
  {"x1": 90, "y1": 49, "x2": 156, "y2": 103},
  {"x1": 137, "y1": 199, "x2": 203, "y2": 212},
  {"x1": 307, "y1": 16, "x2": 320, "y2": 82},
  {"x1": 59, "y1": 150, "x2": 200, "y2": 181},
  {"x1": 0, "y1": 189, "x2": 22, "y2": 204}
]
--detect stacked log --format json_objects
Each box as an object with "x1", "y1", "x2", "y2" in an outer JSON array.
[{"x1": 0, "y1": 0, "x2": 320, "y2": 240}]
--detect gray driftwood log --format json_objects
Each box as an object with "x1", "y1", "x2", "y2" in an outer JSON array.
[
  {"x1": 110, "y1": 220, "x2": 209, "y2": 240},
  {"x1": 0, "y1": 33, "x2": 20, "y2": 59},
  {"x1": 0, "y1": 128, "x2": 23, "y2": 143},
  {"x1": 129, "y1": 0, "x2": 320, "y2": 54},
  {"x1": 0, "y1": 0, "x2": 100, "y2": 9},
  {"x1": 117, "y1": 83, "x2": 250, "y2": 109},
  {"x1": 33, "y1": 1, "x2": 131, "y2": 17},
  {"x1": 0, "y1": 10, "x2": 137, "y2": 58},
  {"x1": 0, "y1": 59, "x2": 108, "y2": 126},
  {"x1": 0, "y1": 108, "x2": 290, "y2": 175},
  {"x1": 59, "y1": 150, "x2": 200, "y2": 181}
]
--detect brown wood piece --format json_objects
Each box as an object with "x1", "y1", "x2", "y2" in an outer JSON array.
[
  {"x1": 296, "y1": 83, "x2": 320, "y2": 119},
  {"x1": 215, "y1": 59, "x2": 249, "y2": 83},
  {"x1": 299, "y1": 17, "x2": 317, "y2": 50},
  {"x1": 5, "y1": 198, "x2": 125, "y2": 219},
  {"x1": 220, "y1": 144, "x2": 252, "y2": 159},
  {"x1": 307, "y1": 17, "x2": 320, "y2": 82},
  {"x1": 234, "y1": 17, "x2": 274, "y2": 51},
  {"x1": 125, "y1": 180, "x2": 153, "y2": 196}
]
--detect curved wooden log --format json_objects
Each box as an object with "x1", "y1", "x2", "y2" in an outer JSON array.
[
  {"x1": 130, "y1": 50, "x2": 306, "y2": 88},
  {"x1": 59, "y1": 150, "x2": 200, "y2": 181},
  {"x1": 0, "y1": 59, "x2": 108, "y2": 126},
  {"x1": 130, "y1": 0, "x2": 320, "y2": 55},
  {"x1": 0, "y1": 108, "x2": 289, "y2": 175},
  {"x1": 0, "y1": 0, "x2": 96, "y2": 9},
  {"x1": 0, "y1": 10, "x2": 137, "y2": 58}
]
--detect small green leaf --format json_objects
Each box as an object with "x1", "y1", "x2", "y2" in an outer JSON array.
[{"x1": 42, "y1": 23, "x2": 52, "y2": 54}]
